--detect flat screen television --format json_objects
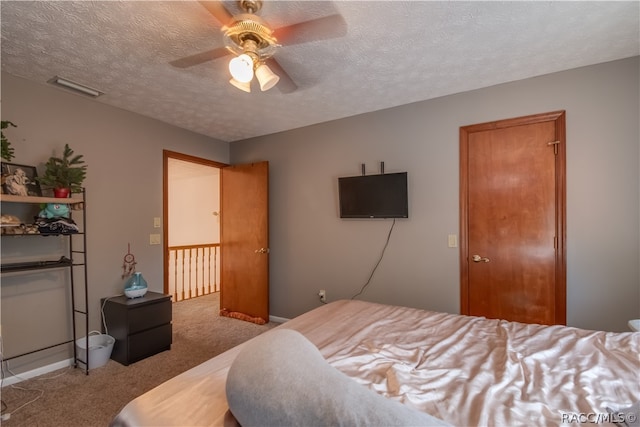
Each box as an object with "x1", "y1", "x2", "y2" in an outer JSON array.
[{"x1": 338, "y1": 172, "x2": 408, "y2": 219}]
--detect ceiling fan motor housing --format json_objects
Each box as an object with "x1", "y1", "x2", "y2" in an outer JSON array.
[{"x1": 223, "y1": 13, "x2": 278, "y2": 61}]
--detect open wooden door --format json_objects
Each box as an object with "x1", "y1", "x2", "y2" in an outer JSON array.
[
  {"x1": 460, "y1": 111, "x2": 566, "y2": 325},
  {"x1": 220, "y1": 161, "x2": 269, "y2": 324}
]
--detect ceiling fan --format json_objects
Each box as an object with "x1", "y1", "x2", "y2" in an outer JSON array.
[{"x1": 170, "y1": 0, "x2": 347, "y2": 93}]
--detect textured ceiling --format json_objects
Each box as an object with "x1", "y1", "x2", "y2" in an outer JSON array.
[{"x1": 1, "y1": 1, "x2": 639, "y2": 143}]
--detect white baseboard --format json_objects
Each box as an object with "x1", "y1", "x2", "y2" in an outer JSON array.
[
  {"x1": 269, "y1": 315, "x2": 290, "y2": 324},
  {"x1": 1, "y1": 358, "x2": 74, "y2": 387}
]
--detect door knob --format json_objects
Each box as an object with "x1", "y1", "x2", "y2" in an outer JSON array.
[
  {"x1": 255, "y1": 248, "x2": 270, "y2": 254},
  {"x1": 472, "y1": 254, "x2": 490, "y2": 263}
]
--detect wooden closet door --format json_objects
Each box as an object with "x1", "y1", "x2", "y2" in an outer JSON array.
[
  {"x1": 460, "y1": 111, "x2": 566, "y2": 325},
  {"x1": 220, "y1": 161, "x2": 269, "y2": 323}
]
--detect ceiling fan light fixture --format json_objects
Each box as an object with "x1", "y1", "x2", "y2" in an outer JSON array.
[
  {"x1": 255, "y1": 63, "x2": 279, "y2": 91},
  {"x1": 229, "y1": 78, "x2": 251, "y2": 93},
  {"x1": 229, "y1": 54, "x2": 254, "y2": 83}
]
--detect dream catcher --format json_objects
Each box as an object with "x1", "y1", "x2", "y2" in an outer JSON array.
[{"x1": 122, "y1": 243, "x2": 137, "y2": 279}]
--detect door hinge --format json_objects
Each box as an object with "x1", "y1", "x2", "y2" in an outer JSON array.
[{"x1": 547, "y1": 140, "x2": 560, "y2": 155}]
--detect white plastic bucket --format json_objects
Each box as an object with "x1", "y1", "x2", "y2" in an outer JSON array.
[{"x1": 75, "y1": 331, "x2": 115, "y2": 370}]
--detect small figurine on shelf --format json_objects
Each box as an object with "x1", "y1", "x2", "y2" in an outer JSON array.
[
  {"x1": 38, "y1": 203, "x2": 70, "y2": 219},
  {"x1": 4, "y1": 167, "x2": 30, "y2": 196}
]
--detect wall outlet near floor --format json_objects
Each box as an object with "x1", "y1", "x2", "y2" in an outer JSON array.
[{"x1": 318, "y1": 289, "x2": 326, "y2": 303}]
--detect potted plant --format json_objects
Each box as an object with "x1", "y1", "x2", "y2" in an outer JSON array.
[
  {"x1": 38, "y1": 144, "x2": 87, "y2": 198},
  {"x1": 1, "y1": 120, "x2": 16, "y2": 161}
]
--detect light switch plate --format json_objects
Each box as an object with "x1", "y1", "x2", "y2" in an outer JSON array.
[
  {"x1": 448, "y1": 234, "x2": 458, "y2": 248},
  {"x1": 150, "y1": 234, "x2": 161, "y2": 245},
  {"x1": 153, "y1": 217, "x2": 161, "y2": 228}
]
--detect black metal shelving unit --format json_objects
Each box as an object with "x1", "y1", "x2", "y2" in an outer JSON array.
[{"x1": 0, "y1": 189, "x2": 90, "y2": 374}]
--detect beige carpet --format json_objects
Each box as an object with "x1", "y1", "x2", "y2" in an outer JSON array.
[{"x1": 1, "y1": 292, "x2": 278, "y2": 426}]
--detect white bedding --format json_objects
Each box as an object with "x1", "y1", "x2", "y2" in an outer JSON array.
[{"x1": 112, "y1": 299, "x2": 639, "y2": 427}]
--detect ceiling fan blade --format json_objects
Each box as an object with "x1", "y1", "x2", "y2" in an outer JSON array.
[
  {"x1": 198, "y1": 0, "x2": 234, "y2": 26},
  {"x1": 265, "y1": 58, "x2": 297, "y2": 93},
  {"x1": 170, "y1": 47, "x2": 230, "y2": 68},
  {"x1": 273, "y1": 14, "x2": 347, "y2": 46}
]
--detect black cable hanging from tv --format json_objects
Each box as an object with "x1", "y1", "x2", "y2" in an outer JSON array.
[{"x1": 350, "y1": 218, "x2": 396, "y2": 300}]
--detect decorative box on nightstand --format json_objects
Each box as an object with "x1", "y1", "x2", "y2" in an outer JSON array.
[{"x1": 101, "y1": 291, "x2": 172, "y2": 365}]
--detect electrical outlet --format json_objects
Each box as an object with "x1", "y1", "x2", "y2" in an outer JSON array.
[{"x1": 318, "y1": 289, "x2": 326, "y2": 303}]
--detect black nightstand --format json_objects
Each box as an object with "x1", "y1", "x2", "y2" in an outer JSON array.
[{"x1": 101, "y1": 291, "x2": 172, "y2": 365}]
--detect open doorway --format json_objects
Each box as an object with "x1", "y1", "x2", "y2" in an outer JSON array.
[{"x1": 163, "y1": 150, "x2": 226, "y2": 301}]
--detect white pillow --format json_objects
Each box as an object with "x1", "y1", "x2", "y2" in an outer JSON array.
[{"x1": 226, "y1": 328, "x2": 450, "y2": 426}]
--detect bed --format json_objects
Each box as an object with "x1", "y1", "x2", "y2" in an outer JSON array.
[{"x1": 111, "y1": 299, "x2": 639, "y2": 426}]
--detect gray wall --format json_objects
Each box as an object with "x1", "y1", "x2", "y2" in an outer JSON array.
[
  {"x1": 1, "y1": 56, "x2": 638, "y2": 374},
  {"x1": 1, "y1": 72, "x2": 229, "y2": 372},
  {"x1": 231, "y1": 57, "x2": 640, "y2": 332}
]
